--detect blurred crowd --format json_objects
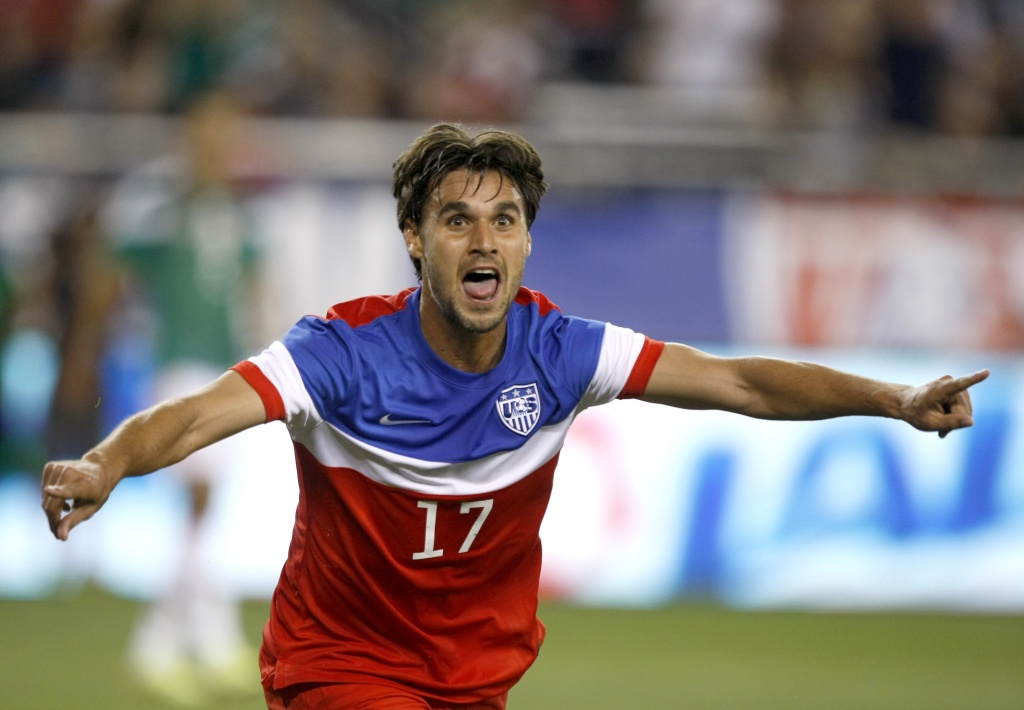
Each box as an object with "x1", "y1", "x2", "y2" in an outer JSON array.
[
  {"x1": 3, "y1": 0, "x2": 1024, "y2": 476},
  {"x1": 0, "y1": 0, "x2": 1022, "y2": 136}
]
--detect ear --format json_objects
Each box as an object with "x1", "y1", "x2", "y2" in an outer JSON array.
[
  {"x1": 525, "y1": 232, "x2": 532, "y2": 257},
  {"x1": 403, "y1": 220, "x2": 424, "y2": 259}
]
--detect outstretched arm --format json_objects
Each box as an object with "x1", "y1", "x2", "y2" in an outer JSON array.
[
  {"x1": 640, "y1": 343, "x2": 988, "y2": 437},
  {"x1": 41, "y1": 369, "x2": 267, "y2": 541}
]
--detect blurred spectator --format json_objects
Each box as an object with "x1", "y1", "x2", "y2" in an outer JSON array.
[
  {"x1": 403, "y1": 0, "x2": 553, "y2": 123},
  {"x1": 105, "y1": 0, "x2": 174, "y2": 112},
  {"x1": 761, "y1": 0, "x2": 881, "y2": 132},
  {"x1": 58, "y1": 0, "x2": 121, "y2": 111},
  {"x1": 761, "y1": 0, "x2": 1024, "y2": 137},
  {"x1": 0, "y1": 176, "x2": 71, "y2": 477},
  {"x1": 987, "y1": 0, "x2": 1024, "y2": 136},
  {"x1": 937, "y1": 0, "x2": 1018, "y2": 137},
  {"x1": 45, "y1": 190, "x2": 122, "y2": 462},
  {"x1": 641, "y1": 0, "x2": 777, "y2": 116},
  {"x1": 549, "y1": 0, "x2": 645, "y2": 83},
  {"x1": 99, "y1": 88, "x2": 265, "y2": 705},
  {"x1": 106, "y1": 0, "x2": 255, "y2": 114},
  {"x1": 877, "y1": 1, "x2": 950, "y2": 131},
  {"x1": 0, "y1": 0, "x2": 85, "y2": 110},
  {"x1": 236, "y1": 0, "x2": 404, "y2": 118},
  {"x1": 2, "y1": 0, "x2": 1024, "y2": 133}
]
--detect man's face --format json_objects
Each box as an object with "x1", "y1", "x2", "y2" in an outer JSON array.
[{"x1": 405, "y1": 168, "x2": 532, "y2": 336}]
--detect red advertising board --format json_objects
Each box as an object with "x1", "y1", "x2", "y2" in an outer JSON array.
[{"x1": 725, "y1": 194, "x2": 1024, "y2": 350}]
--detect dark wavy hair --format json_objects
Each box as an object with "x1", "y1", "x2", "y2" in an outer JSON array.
[{"x1": 392, "y1": 123, "x2": 548, "y2": 279}]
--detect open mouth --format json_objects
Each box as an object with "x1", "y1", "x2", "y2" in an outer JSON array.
[{"x1": 462, "y1": 268, "x2": 500, "y2": 302}]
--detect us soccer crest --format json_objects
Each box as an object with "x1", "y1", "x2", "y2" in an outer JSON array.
[{"x1": 496, "y1": 383, "x2": 541, "y2": 436}]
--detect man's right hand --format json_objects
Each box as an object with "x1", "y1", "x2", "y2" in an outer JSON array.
[{"x1": 41, "y1": 457, "x2": 118, "y2": 541}]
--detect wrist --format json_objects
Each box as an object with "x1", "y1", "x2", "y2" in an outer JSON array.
[
  {"x1": 82, "y1": 449, "x2": 128, "y2": 490},
  {"x1": 879, "y1": 383, "x2": 913, "y2": 421}
]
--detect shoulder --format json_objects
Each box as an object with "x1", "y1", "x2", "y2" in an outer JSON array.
[
  {"x1": 324, "y1": 287, "x2": 418, "y2": 329},
  {"x1": 510, "y1": 287, "x2": 609, "y2": 390},
  {"x1": 284, "y1": 287, "x2": 419, "y2": 362},
  {"x1": 511, "y1": 286, "x2": 605, "y2": 343},
  {"x1": 513, "y1": 287, "x2": 560, "y2": 316}
]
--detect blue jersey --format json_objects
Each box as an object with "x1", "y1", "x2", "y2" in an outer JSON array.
[{"x1": 235, "y1": 286, "x2": 663, "y2": 702}]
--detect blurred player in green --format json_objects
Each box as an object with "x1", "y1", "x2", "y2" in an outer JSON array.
[{"x1": 102, "y1": 89, "x2": 264, "y2": 705}]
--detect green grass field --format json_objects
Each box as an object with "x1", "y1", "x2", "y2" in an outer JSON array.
[{"x1": 1, "y1": 586, "x2": 1022, "y2": 709}]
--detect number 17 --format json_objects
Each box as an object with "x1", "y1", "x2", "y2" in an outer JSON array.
[{"x1": 412, "y1": 499, "x2": 494, "y2": 560}]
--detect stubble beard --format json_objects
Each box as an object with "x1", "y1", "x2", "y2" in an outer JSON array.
[
  {"x1": 429, "y1": 282, "x2": 509, "y2": 335},
  {"x1": 424, "y1": 264, "x2": 522, "y2": 337}
]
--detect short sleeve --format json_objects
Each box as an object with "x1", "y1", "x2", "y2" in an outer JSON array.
[
  {"x1": 237, "y1": 339, "x2": 324, "y2": 430},
  {"x1": 580, "y1": 324, "x2": 663, "y2": 408}
]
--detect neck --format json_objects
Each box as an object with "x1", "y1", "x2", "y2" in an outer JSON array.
[{"x1": 419, "y1": 301, "x2": 506, "y2": 374}]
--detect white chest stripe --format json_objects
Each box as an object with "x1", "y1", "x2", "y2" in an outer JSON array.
[{"x1": 294, "y1": 414, "x2": 579, "y2": 496}]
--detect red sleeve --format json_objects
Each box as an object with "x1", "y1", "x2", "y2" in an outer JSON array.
[
  {"x1": 231, "y1": 360, "x2": 286, "y2": 422},
  {"x1": 617, "y1": 337, "x2": 665, "y2": 399}
]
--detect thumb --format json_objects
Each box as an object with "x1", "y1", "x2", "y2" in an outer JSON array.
[{"x1": 55, "y1": 504, "x2": 97, "y2": 541}]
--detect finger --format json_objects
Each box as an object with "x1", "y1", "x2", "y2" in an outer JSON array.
[
  {"x1": 42, "y1": 467, "x2": 92, "y2": 502},
  {"x1": 42, "y1": 486, "x2": 77, "y2": 519},
  {"x1": 936, "y1": 369, "x2": 990, "y2": 398},
  {"x1": 945, "y1": 388, "x2": 973, "y2": 417},
  {"x1": 939, "y1": 385, "x2": 973, "y2": 414},
  {"x1": 56, "y1": 505, "x2": 97, "y2": 542},
  {"x1": 41, "y1": 488, "x2": 70, "y2": 513},
  {"x1": 40, "y1": 464, "x2": 85, "y2": 539},
  {"x1": 42, "y1": 490, "x2": 82, "y2": 540},
  {"x1": 935, "y1": 411, "x2": 974, "y2": 438},
  {"x1": 42, "y1": 495, "x2": 65, "y2": 537},
  {"x1": 40, "y1": 462, "x2": 64, "y2": 492},
  {"x1": 41, "y1": 462, "x2": 82, "y2": 502}
]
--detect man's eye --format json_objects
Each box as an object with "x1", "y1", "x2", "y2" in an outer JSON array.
[
  {"x1": 450, "y1": 216, "x2": 466, "y2": 227},
  {"x1": 496, "y1": 216, "x2": 512, "y2": 227}
]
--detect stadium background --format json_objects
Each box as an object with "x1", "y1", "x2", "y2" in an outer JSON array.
[{"x1": 1, "y1": 2, "x2": 1023, "y2": 708}]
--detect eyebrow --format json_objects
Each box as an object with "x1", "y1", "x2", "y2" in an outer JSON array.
[{"x1": 437, "y1": 200, "x2": 523, "y2": 218}]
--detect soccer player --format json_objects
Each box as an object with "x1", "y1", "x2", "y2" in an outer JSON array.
[
  {"x1": 81, "y1": 90, "x2": 262, "y2": 704},
  {"x1": 42, "y1": 123, "x2": 988, "y2": 710}
]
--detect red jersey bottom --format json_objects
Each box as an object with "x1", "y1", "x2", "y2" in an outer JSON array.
[{"x1": 264, "y1": 681, "x2": 508, "y2": 710}]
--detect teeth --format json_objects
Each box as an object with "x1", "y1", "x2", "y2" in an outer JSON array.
[{"x1": 466, "y1": 269, "x2": 497, "y2": 280}]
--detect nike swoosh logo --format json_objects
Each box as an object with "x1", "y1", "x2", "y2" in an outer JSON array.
[{"x1": 379, "y1": 414, "x2": 432, "y2": 426}]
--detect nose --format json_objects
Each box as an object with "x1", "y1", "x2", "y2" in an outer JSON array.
[{"x1": 468, "y1": 222, "x2": 497, "y2": 254}]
